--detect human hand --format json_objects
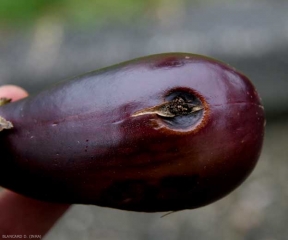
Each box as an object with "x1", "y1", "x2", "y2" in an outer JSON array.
[{"x1": 0, "y1": 85, "x2": 70, "y2": 237}]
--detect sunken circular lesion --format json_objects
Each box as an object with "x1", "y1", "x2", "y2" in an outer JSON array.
[
  {"x1": 131, "y1": 87, "x2": 209, "y2": 133},
  {"x1": 159, "y1": 89, "x2": 206, "y2": 130}
]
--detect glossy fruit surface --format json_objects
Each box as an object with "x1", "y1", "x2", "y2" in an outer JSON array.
[{"x1": 0, "y1": 53, "x2": 265, "y2": 212}]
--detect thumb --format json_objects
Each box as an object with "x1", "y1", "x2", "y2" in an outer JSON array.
[{"x1": 0, "y1": 85, "x2": 28, "y2": 102}]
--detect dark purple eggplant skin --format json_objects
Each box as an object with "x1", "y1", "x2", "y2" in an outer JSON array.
[{"x1": 0, "y1": 53, "x2": 265, "y2": 212}]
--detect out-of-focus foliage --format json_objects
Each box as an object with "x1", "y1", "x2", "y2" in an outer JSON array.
[
  {"x1": 0, "y1": 0, "x2": 56, "y2": 26},
  {"x1": 0, "y1": 0, "x2": 147, "y2": 28},
  {"x1": 0, "y1": 0, "x2": 234, "y2": 28}
]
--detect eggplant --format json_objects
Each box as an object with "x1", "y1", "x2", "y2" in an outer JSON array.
[{"x1": 0, "y1": 53, "x2": 265, "y2": 212}]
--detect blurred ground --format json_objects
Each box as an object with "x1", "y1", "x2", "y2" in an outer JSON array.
[{"x1": 0, "y1": 0, "x2": 287, "y2": 239}]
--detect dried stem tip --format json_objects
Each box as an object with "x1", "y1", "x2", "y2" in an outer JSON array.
[{"x1": 0, "y1": 98, "x2": 12, "y2": 106}]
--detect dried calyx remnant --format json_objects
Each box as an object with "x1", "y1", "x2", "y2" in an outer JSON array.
[
  {"x1": 0, "y1": 98, "x2": 13, "y2": 131},
  {"x1": 132, "y1": 96, "x2": 203, "y2": 118}
]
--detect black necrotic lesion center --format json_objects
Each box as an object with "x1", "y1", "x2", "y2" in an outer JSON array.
[
  {"x1": 161, "y1": 91, "x2": 204, "y2": 129},
  {"x1": 167, "y1": 96, "x2": 196, "y2": 116}
]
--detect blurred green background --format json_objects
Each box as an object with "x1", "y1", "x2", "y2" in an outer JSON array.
[
  {"x1": 0, "y1": 0, "x2": 287, "y2": 240},
  {"x1": 0, "y1": 0, "x2": 147, "y2": 27}
]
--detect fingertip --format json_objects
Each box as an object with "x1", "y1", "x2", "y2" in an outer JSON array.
[{"x1": 0, "y1": 85, "x2": 29, "y2": 102}]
